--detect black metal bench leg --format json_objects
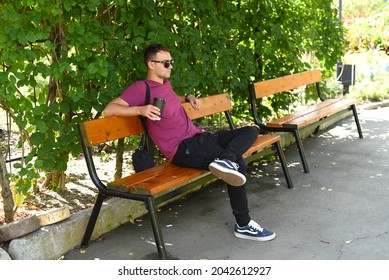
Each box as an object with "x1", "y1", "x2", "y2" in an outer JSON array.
[
  {"x1": 273, "y1": 142, "x2": 294, "y2": 189},
  {"x1": 81, "y1": 191, "x2": 105, "y2": 248},
  {"x1": 293, "y1": 129, "x2": 310, "y2": 173},
  {"x1": 146, "y1": 196, "x2": 167, "y2": 260},
  {"x1": 351, "y1": 105, "x2": 363, "y2": 139}
]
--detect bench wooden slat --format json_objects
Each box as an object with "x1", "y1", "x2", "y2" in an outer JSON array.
[
  {"x1": 108, "y1": 163, "x2": 208, "y2": 195},
  {"x1": 182, "y1": 93, "x2": 232, "y2": 120},
  {"x1": 132, "y1": 168, "x2": 208, "y2": 196},
  {"x1": 253, "y1": 69, "x2": 322, "y2": 98},
  {"x1": 284, "y1": 98, "x2": 357, "y2": 128},
  {"x1": 80, "y1": 115, "x2": 143, "y2": 146},
  {"x1": 267, "y1": 99, "x2": 340, "y2": 128},
  {"x1": 109, "y1": 163, "x2": 181, "y2": 186},
  {"x1": 243, "y1": 134, "x2": 280, "y2": 157}
]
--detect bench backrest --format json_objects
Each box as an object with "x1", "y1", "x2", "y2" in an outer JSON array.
[
  {"x1": 250, "y1": 69, "x2": 322, "y2": 99},
  {"x1": 78, "y1": 93, "x2": 233, "y2": 148}
]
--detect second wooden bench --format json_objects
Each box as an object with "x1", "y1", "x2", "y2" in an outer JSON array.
[{"x1": 248, "y1": 69, "x2": 363, "y2": 173}]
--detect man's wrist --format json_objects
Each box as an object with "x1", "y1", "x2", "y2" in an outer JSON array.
[{"x1": 185, "y1": 94, "x2": 193, "y2": 102}]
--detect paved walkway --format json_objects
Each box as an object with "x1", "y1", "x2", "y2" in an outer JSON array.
[{"x1": 64, "y1": 105, "x2": 389, "y2": 260}]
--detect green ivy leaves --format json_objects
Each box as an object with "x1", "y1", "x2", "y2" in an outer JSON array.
[{"x1": 0, "y1": 0, "x2": 344, "y2": 194}]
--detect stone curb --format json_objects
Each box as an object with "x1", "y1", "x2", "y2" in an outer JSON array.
[
  {"x1": 1, "y1": 102, "x2": 387, "y2": 260},
  {"x1": 3, "y1": 198, "x2": 147, "y2": 260},
  {"x1": 0, "y1": 215, "x2": 40, "y2": 242}
]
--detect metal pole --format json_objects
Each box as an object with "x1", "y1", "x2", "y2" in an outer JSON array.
[
  {"x1": 337, "y1": 0, "x2": 344, "y2": 95},
  {"x1": 338, "y1": 0, "x2": 342, "y2": 21}
]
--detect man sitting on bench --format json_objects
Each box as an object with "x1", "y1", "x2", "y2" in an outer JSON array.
[{"x1": 103, "y1": 43, "x2": 276, "y2": 242}]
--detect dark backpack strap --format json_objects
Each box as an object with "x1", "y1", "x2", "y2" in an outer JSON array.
[
  {"x1": 144, "y1": 81, "x2": 150, "y2": 106},
  {"x1": 139, "y1": 81, "x2": 153, "y2": 151},
  {"x1": 140, "y1": 81, "x2": 150, "y2": 131}
]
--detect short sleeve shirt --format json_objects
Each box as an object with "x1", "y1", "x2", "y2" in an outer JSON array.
[{"x1": 119, "y1": 79, "x2": 203, "y2": 160}]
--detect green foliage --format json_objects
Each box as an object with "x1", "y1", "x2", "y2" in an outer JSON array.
[
  {"x1": 345, "y1": 50, "x2": 389, "y2": 101},
  {"x1": 0, "y1": 0, "x2": 344, "y2": 194},
  {"x1": 342, "y1": 0, "x2": 389, "y2": 53},
  {"x1": 339, "y1": 0, "x2": 389, "y2": 101},
  {"x1": 341, "y1": 0, "x2": 387, "y2": 18}
]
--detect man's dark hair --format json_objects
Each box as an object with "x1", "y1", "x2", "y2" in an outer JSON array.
[{"x1": 144, "y1": 44, "x2": 170, "y2": 66}]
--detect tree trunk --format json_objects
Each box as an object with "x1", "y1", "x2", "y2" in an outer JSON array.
[
  {"x1": 0, "y1": 139, "x2": 15, "y2": 223},
  {"x1": 39, "y1": 22, "x2": 68, "y2": 192},
  {"x1": 114, "y1": 138, "x2": 124, "y2": 180},
  {"x1": 42, "y1": 170, "x2": 66, "y2": 192}
]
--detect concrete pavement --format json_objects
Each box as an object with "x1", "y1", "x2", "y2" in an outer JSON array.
[{"x1": 64, "y1": 104, "x2": 389, "y2": 260}]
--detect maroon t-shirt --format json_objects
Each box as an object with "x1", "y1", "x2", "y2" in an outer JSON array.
[{"x1": 119, "y1": 79, "x2": 203, "y2": 160}]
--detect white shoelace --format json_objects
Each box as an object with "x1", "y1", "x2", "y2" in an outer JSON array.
[
  {"x1": 248, "y1": 220, "x2": 264, "y2": 232},
  {"x1": 231, "y1": 161, "x2": 240, "y2": 171}
]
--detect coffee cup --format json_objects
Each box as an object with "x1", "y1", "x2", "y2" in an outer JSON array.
[{"x1": 153, "y1": 97, "x2": 165, "y2": 120}]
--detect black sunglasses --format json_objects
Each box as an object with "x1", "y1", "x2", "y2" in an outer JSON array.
[{"x1": 151, "y1": 60, "x2": 174, "y2": 68}]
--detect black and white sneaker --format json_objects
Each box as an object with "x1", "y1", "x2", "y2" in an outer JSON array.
[
  {"x1": 235, "y1": 220, "x2": 276, "y2": 241},
  {"x1": 208, "y1": 158, "x2": 246, "y2": 186}
]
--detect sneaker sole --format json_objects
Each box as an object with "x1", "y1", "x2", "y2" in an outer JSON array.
[
  {"x1": 209, "y1": 162, "x2": 246, "y2": 186},
  {"x1": 234, "y1": 232, "x2": 276, "y2": 241}
]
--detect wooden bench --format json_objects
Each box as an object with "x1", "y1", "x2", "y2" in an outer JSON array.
[
  {"x1": 77, "y1": 93, "x2": 293, "y2": 260},
  {"x1": 248, "y1": 69, "x2": 363, "y2": 173}
]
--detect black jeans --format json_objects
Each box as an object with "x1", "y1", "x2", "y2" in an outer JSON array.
[{"x1": 172, "y1": 126, "x2": 258, "y2": 226}]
